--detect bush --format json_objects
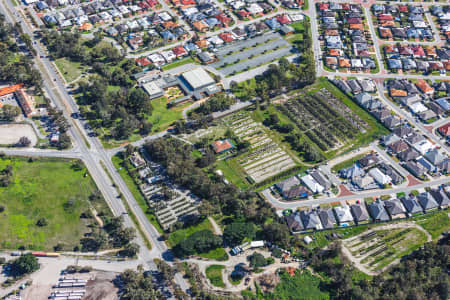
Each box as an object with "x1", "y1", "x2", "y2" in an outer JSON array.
[
  {"x1": 36, "y1": 218, "x2": 48, "y2": 227},
  {"x1": 272, "y1": 248, "x2": 282, "y2": 258},
  {"x1": 9, "y1": 254, "x2": 39, "y2": 277}
]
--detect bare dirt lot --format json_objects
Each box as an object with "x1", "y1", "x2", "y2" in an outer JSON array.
[{"x1": 0, "y1": 123, "x2": 37, "y2": 146}]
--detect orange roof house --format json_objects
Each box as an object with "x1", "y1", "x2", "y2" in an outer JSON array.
[
  {"x1": 444, "y1": 61, "x2": 450, "y2": 71},
  {"x1": 328, "y1": 49, "x2": 342, "y2": 56},
  {"x1": 0, "y1": 83, "x2": 24, "y2": 97},
  {"x1": 325, "y1": 29, "x2": 338, "y2": 36},
  {"x1": 349, "y1": 23, "x2": 363, "y2": 30},
  {"x1": 78, "y1": 23, "x2": 92, "y2": 31},
  {"x1": 193, "y1": 21, "x2": 208, "y2": 32},
  {"x1": 416, "y1": 79, "x2": 434, "y2": 95},
  {"x1": 425, "y1": 47, "x2": 437, "y2": 57},
  {"x1": 384, "y1": 45, "x2": 396, "y2": 54},
  {"x1": 195, "y1": 39, "x2": 209, "y2": 48},
  {"x1": 379, "y1": 27, "x2": 393, "y2": 38},
  {"x1": 211, "y1": 139, "x2": 234, "y2": 153},
  {"x1": 15, "y1": 89, "x2": 37, "y2": 117},
  {"x1": 380, "y1": 20, "x2": 395, "y2": 27},
  {"x1": 163, "y1": 21, "x2": 177, "y2": 29},
  {"x1": 390, "y1": 88, "x2": 407, "y2": 97},
  {"x1": 339, "y1": 58, "x2": 351, "y2": 68}
]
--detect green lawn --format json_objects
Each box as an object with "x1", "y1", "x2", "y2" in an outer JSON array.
[
  {"x1": 414, "y1": 210, "x2": 450, "y2": 240},
  {"x1": 111, "y1": 154, "x2": 164, "y2": 234},
  {"x1": 301, "y1": 225, "x2": 371, "y2": 249},
  {"x1": 0, "y1": 156, "x2": 111, "y2": 251},
  {"x1": 147, "y1": 97, "x2": 190, "y2": 133},
  {"x1": 161, "y1": 57, "x2": 195, "y2": 71},
  {"x1": 215, "y1": 159, "x2": 250, "y2": 190},
  {"x1": 205, "y1": 265, "x2": 226, "y2": 288},
  {"x1": 167, "y1": 218, "x2": 213, "y2": 247},
  {"x1": 54, "y1": 57, "x2": 86, "y2": 83},
  {"x1": 267, "y1": 270, "x2": 329, "y2": 300},
  {"x1": 197, "y1": 247, "x2": 229, "y2": 261}
]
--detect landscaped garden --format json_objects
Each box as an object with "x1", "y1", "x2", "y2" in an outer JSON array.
[{"x1": 0, "y1": 156, "x2": 111, "y2": 251}]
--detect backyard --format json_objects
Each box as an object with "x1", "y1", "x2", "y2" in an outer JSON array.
[{"x1": 0, "y1": 156, "x2": 111, "y2": 251}]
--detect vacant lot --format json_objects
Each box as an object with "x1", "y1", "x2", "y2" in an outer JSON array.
[
  {"x1": 55, "y1": 57, "x2": 86, "y2": 83},
  {"x1": 0, "y1": 156, "x2": 111, "y2": 250},
  {"x1": 343, "y1": 225, "x2": 428, "y2": 273},
  {"x1": 0, "y1": 124, "x2": 37, "y2": 146},
  {"x1": 147, "y1": 97, "x2": 191, "y2": 133}
]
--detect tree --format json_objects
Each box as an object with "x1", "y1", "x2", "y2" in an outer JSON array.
[
  {"x1": 119, "y1": 242, "x2": 140, "y2": 257},
  {"x1": 0, "y1": 104, "x2": 20, "y2": 121},
  {"x1": 155, "y1": 258, "x2": 175, "y2": 282},
  {"x1": 58, "y1": 133, "x2": 71, "y2": 149},
  {"x1": 36, "y1": 217, "x2": 48, "y2": 227},
  {"x1": 223, "y1": 222, "x2": 256, "y2": 246},
  {"x1": 9, "y1": 253, "x2": 39, "y2": 276},
  {"x1": 117, "y1": 269, "x2": 160, "y2": 300},
  {"x1": 249, "y1": 252, "x2": 266, "y2": 269},
  {"x1": 263, "y1": 223, "x2": 290, "y2": 248}
]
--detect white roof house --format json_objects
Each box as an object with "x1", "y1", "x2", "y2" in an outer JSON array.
[
  {"x1": 231, "y1": 1, "x2": 245, "y2": 9},
  {"x1": 247, "y1": 3, "x2": 263, "y2": 14},
  {"x1": 300, "y1": 174, "x2": 324, "y2": 194},
  {"x1": 148, "y1": 53, "x2": 165, "y2": 65},
  {"x1": 75, "y1": 15, "x2": 89, "y2": 25},
  {"x1": 60, "y1": 19, "x2": 72, "y2": 28},
  {"x1": 118, "y1": 5, "x2": 130, "y2": 14},
  {"x1": 334, "y1": 205, "x2": 353, "y2": 223},
  {"x1": 99, "y1": 11, "x2": 112, "y2": 20},
  {"x1": 208, "y1": 35, "x2": 224, "y2": 46},
  {"x1": 409, "y1": 102, "x2": 428, "y2": 114},
  {"x1": 413, "y1": 140, "x2": 434, "y2": 155},
  {"x1": 161, "y1": 50, "x2": 176, "y2": 63},
  {"x1": 158, "y1": 12, "x2": 172, "y2": 22},
  {"x1": 127, "y1": 20, "x2": 139, "y2": 30},
  {"x1": 369, "y1": 168, "x2": 392, "y2": 185}
]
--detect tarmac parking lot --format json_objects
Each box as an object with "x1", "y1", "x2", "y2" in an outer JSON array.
[{"x1": 211, "y1": 34, "x2": 293, "y2": 76}]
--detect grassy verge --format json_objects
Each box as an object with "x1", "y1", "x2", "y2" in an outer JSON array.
[
  {"x1": 161, "y1": 57, "x2": 195, "y2": 71},
  {"x1": 205, "y1": 265, "x2": 226, "y2": 288},
  {"x1": 111, "y1": 154, "x2": 164, "y2": 234},
  {"x1": 197, "y1": 248, "x2": 229, "y2": 261},
  {"x1": 99, "y1": 160, "x2": 152, "y2": 250}
]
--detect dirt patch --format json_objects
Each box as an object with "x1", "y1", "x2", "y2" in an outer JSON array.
[
  {"x1": 0, "y1": 123, "x2": 37, "y2": 146},
  {"x1": 84, "y1": 271, "x2": 119, "y2": 300}
]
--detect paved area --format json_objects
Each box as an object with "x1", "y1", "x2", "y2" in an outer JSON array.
[{"x1": 0, "y1": 123, "x2": 37, "y2": 146}]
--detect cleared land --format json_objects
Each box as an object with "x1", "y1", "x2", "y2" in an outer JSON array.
[
  {"x1": 0, "y1": 124, "x2": 37, "y2": 146},
  {"x1": 147, "y1": 97, "x2": 191, "y2": 133},
  {"x1": 0, "y1": 156, "x2": 111, "y2": 251},
  {"x1": 343, "y1": 225, "x2": 429, "y2": 273}
]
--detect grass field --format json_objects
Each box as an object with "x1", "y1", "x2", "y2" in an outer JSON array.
[
  {"x1": 111, "y1": 154, "x2": 164, "y2": 234},
  {"x1": 197, "y1": 247, "x2": 229, "y2": 261},
  {"x1": 167, "y1": 218, "x2": 213, "y2": 247},
  {"x1": 206, "y1": 265, "x2": 226, "y2": 288},
  {"x1": 55, "y1": 57, "x2": 86, "y2": 83},
  {"x1": 0, "y1": 156, "x2": 111, "y2": 251},
  {"x1": 267, "y1": 270, "x2": 329, "y2": 300},
  {"x1": 414, "y1": 210, "x2": 450, "y2": 240},
  {"x1": 147, "y1": 97, "x2": 191, "y2": 133}
]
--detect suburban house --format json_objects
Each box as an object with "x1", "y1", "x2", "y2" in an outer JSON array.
[
  {"x1": 417, "y1": 192, "x2": 439, "y2": 211},
  {"x1": 368, "y1": 200, "x2": 390, "y2": 222}
]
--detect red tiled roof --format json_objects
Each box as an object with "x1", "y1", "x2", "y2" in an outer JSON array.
[
  {"x1": 318, "y1": 3, "x2": 329, "y2": 10},
  {"x1": 0, "y1": 83, "x2": 24, "y2": 97},
  {"x1": 378, "y1": 14, "x2": 393, "y2": 21},
  {"x1": 439, "y1": 123, "x2": 450, "y2": 136},
  {"x1": 211, "y1": 139, "x2": 234, "y2": 153},
  {"x1": 219, "y1": 32, "x2": 235, "y2": 43},
  {"x1": 136, "y1": 57, "x2": 151, "y2": 66},
  {"x1": 172, "y1": 46, "x2": 187, "y2": 56}
]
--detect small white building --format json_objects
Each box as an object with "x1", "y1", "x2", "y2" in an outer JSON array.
[
  {"x1": 250, "y1": 241, "x2": 264, "y2": 248},
  {"x1": 369, "y1": 168, "x2": 392, "y2": 185}
]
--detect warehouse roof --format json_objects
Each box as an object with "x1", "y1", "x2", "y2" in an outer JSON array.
[{"x1": 182, "y1": 68, "x2": 215, "y2": 90}]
